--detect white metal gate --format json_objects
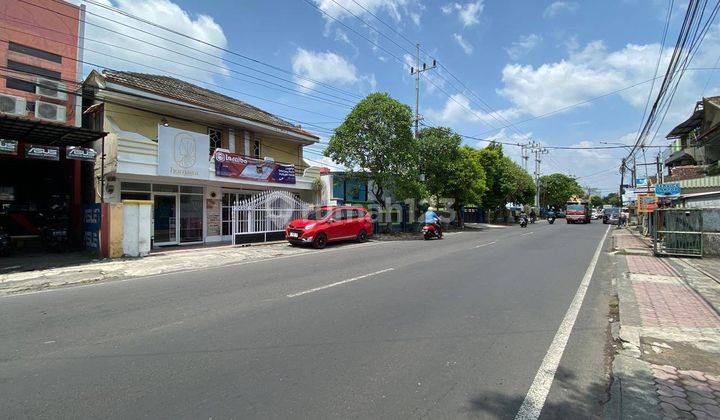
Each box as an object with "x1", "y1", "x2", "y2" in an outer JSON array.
[{"x1": 231, "y1": 190, "x2": 310, "y2": 244}]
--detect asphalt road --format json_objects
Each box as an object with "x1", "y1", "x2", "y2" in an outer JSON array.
[{"x1": 0, "y1": 221, "x2": 614, "y2": 419}]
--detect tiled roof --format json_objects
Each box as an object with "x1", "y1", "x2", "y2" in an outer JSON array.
[{"x1": 101, "y1": 70, "x2": 318, "y2": 140}]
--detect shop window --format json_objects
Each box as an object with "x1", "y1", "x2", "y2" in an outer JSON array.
[
  {"x1": 121, "y1": 192, "x2": 151, "y2": 200},
  {"x1": 152, "y1": 184, "x2": 178, "y2": 192},
  {"x1": 208, "y1": 127, "x2": 222, "y2": 156},
  {"x1": 121, "y1": 182, "x2": 151, "y2": 192},
  {"x1": 180, "y1": 186, "x2": 203, "y2": 194}
]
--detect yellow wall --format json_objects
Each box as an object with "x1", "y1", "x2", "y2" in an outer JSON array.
[{"x1": 104, "y1": 103, "x2": 310, "y2": 168}]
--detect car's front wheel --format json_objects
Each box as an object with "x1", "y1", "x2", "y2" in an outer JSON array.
[{"x1": 313, "y1": 233, "x2": 328, "y2": 249}]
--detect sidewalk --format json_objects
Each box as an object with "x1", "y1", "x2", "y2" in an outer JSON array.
[
  {"x1": 0, "y1": 242, "x2": 312, "y2": 296},
  {"x1": 606, "y1": 228, "x2": 720, "y2": 419}
]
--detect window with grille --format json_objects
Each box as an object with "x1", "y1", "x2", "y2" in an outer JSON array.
[
  {"x1": 208, "y1": 127, "x2": 222, "y2": 156},
  {"x1": 252, "y1": 139, "x2": 261, "y2": 158}
]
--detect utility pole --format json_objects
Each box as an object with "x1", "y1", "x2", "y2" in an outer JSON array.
[
  {"x1": 410, "y1": 43, "x2": 436, "y2": 137},
  {"x1": 656, "y1": 152, "x2": 663, "y2": 184},
  {"x1": 620, "y1": 158, "x2": 626, "y2": 207},
  {"x1": 533, "y1": 145, "x2": 549, "y2": 208}
]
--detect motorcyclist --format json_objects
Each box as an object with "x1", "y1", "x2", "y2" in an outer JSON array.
[
  {"x1": 529, "y1": 208, "x2": 537, "y2": 223},
  {"x1": 424, "y1": 206, "x2": 442, "y2": 238}
]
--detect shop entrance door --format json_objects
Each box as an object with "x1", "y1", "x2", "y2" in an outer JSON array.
[{"x1": 153, "y1": 194, "x2": 179, "y2": 246}]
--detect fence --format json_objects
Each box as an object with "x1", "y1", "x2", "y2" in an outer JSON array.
[
  {"x1": 231, "y1": 190, "x2": 310, "y2": 244},
  {"x1": 652, "y1": 208, "x2": 703, "y2": 257}
]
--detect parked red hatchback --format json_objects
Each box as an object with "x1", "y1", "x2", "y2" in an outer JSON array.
[{"x1": 286, "y1": 206, "x2": 372, "y2": 249}]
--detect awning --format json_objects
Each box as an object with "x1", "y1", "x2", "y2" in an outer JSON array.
[
  {"x1": 664, "y1": 150, "x2": 696, "y2": 166},
  {"x1": 0, "y1": 114, "x2": 107, "y2": 146},
  {"x1": 666, "y1": 109, "x2": 703, "y2": 138}
]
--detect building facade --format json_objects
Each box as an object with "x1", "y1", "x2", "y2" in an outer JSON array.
[
  {"x1": 83, "y1": 70, "x2": 322, "y2": 246},
  {"x1": 0, "y1": 0, "x2": 100, "y2": 251}
]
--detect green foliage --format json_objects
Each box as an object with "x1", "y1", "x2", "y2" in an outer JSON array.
[
  {"x1": 603, "y1": 192, "x2": 621, "y2": 207},
  {"x1": 590, "y1": 195, "x2": 603, "y2": 208},
  {"x1": 539, "y1": 173, "x2": 585, "y2": 209},
  {"x1": 477, "y1": 143, "x2": 534, "y2": 209},
  {"x1": 324, "y1": 93, "x2": 422, "y2": 206},
  {"x1": 417, "y1": 126, "x2": 462, "y2": 199}
]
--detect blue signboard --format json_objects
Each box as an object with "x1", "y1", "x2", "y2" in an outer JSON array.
[
  {"x1": 636, "y1": 177, "x2": 648, "y2": 188},
  {"x1": 83, "y1": 204, "x2": 102, "y2": 253},
  {"x1": 655, "y1": 183, "x2": 681, "y2": 198}
]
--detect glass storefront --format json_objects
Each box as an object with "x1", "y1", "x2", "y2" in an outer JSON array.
[{"x1": 121, "y1": 182, "x2": 205, "y2": 246}]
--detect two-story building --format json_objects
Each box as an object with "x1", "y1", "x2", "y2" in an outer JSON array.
[{"x1": 82, "y1": 69, "x2": 323, "y2": 246}]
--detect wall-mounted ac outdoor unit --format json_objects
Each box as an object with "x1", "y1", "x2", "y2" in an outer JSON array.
[
  {"x1": 0, "y1": 94, "x2": 27, "y2": 116},
  {"x1": 35, "y1": 101, "x2": 67, "y2": 123},
  {"x1": 35, "y1": 77, "x2": 67, "y2": 101}
]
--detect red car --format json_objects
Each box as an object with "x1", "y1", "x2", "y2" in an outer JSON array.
[{"x1": 286, "y1": 206, "x2": 373, "y2": 249}]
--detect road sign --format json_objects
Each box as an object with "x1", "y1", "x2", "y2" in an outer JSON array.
[{"x1": 655, "y1": 183, "x2": 681, "y2": 198}]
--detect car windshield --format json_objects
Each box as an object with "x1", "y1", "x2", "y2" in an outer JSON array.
[
  {"x1": 608, "y1": 209, "x2": 620, "y2": 215},
  {"x1": 567, "y1": 204, "x2": 584, "y2": 211},
  {"x1": 306, "y1": 209, "x2": 331, "y2": 220}
]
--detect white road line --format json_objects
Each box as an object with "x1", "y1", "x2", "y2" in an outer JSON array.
[
  {"x1": 286, "y1": 268, "x2": 395, "y2": 298},
  {"x1": 519, "y1": 231, "x2": 534, "y2": 237},
  {"x1": 474, "y1": 241, "x2": 497, "y2": 248},
  {"x1": 515, "y1": 226, "x2": 610, "y2": 420}
]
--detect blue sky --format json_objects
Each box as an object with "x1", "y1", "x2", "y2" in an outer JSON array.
[{"x1": 74, "y1": 0, "x2": 720, "y2": 194}]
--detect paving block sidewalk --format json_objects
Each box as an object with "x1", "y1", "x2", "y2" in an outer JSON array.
[
  {"x1": 0, "y1": 242, "x2": 313, "y2": 296},
  {"x1": 607, "y1": 228, "x2": 720, "y2": 419}
]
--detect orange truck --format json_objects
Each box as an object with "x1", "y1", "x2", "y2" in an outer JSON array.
[{"x1": 565, "y1": 198, "x2": 591, "y2": 224}]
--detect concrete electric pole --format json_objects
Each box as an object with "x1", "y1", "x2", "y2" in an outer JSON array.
[
  {"x1": 410, "y1": 43, "x2": 436, "y2": 137},
  {"x1": 533, "y1": 145, "x2": 549, "y2": 208}
]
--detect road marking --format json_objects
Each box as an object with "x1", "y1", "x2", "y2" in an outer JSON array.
[
  {"x1": 474, "y1": 241, "x2": 497, "y2": 248},
  {"x1": 286, "y1": 268, "x2": 395, "y2": 298},
  {"x1": 515, "y1": 226, "x2": 610, "y2": 420}
]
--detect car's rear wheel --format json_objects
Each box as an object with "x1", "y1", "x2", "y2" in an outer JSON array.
[
  {"x1": 313, "y1": 233, "x2": 327, "y2": 249},
  {"x1": 357, "y1": 229, "x2": 368, "y2": 242}
]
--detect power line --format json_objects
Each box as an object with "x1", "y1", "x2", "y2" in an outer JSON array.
[{"x1": 33, "y1": 0, "x2": 364, "y2": 101}]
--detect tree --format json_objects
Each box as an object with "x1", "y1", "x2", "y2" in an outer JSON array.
[
  {"x1": 324, "y1": 93, "x2": 422, "y2": 208},
  {"x1": 603, "y1": 192, "x2": 621, "y2": 207},
  {"x1": 417, "y1": 126, "x2": 462, "y2": 200},
  {"x1": 590, "y1": 195, "x2": 603, "y2": 208},
  {"x1": 445, "y1": 146, "x2": 487, "y2": 226},
  {"x1": 478, "y1": 143, "x2": 534, "y2": 211},
  {"x1": 539, "y1": 173, "x2": 584, "y2": 209}
]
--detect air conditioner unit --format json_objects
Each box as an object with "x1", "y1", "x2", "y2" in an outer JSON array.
[
  {"x1": 35, "y1": 101, "x2": 66, "y2": 123},
  {"x1": 35, "y1": 77, "x2": 67, "y2": 100},
  {"x1": 0, "y1": 94, "x2": 27, "y2": 116}
]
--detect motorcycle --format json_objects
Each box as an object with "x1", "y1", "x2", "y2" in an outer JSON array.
[
  {"x1": 547, "y1": 211, "x2": 556, "y2": 225},
  {"x1": 422, "y1": 223, "x2": 443, "y2": 240},
  {"x1": 39, "y1": 195, "x2": 70, "y2": 253},
  {"x1": 519, "y1": 216, "x2": 528, "y2": 228},
  {"x1": 530, "y1": 215, "x2": 537, "y2": 224}
]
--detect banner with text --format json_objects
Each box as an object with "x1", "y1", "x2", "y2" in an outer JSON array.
[{"x1": 214, "y1": 150, "x2": 296, "y2": 184}]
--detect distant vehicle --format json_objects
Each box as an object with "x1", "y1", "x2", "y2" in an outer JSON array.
[
  {"x1": 566, "y1": 200, "x2": 591, "y2": 224},
  {"x1": 592, "y1": 209, "x2": 603, "y2": 220},
  {"x1": 286, "y1": 206, "x2": 372, "y2": 249},
  {"x1": 555, "y1": 210, "x2": 566, "y2": 218},
  {"x1": 603, "y1": 207, "x2": 620, "y2": 225}
]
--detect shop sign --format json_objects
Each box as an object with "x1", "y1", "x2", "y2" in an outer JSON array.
[
  {"x1": 66, "y1": 146, "x2": 97, "y2": 161},
  {"x1": 158, "y1": 125, "x2": 209, "y2": 180},
  {"x1": 214, "y1": 150, "x2": 296, "y2": 184},
  {"x1": 0, "y1": 139, "x2": 18, "y2": 155},
  {"x1": 622, "y1": 188, "x2": 636, "y2": 206},
  {"x1": 655, "y1": 183, "x2": 681, "y2": 198},
  {"x1": 83, "y1": 204, "x2": 102, "y2": 254},
  {"x1": 25, "y1": 144, "x2": 59, "y2": 161},
  {"x1": 637, "y1": 193, "x2": 658, "y2": 213},
  {"x1": 636, "y1": 177, "x2": 649, "y2": 188}
]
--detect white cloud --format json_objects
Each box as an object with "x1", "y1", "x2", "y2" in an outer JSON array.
[
  {"x1": 82, "y1": 0, "x2": 229, "y2": 83},
  {"x1": 314, "y1": 0, "x2": 407, "y2": 21},
  {"x1": 453, "y1": 33, "x2": 473, "y2": 55},
  {"x1": 425, "y1": 93, "x2": 522, "y2": 128},
  {"x1": 292, "y1": 48, "x2": 359, "y2": 92},
  {"x1": 498, "y1": 40, "x2": 670, "y2": 117},
  {"x1": 410, "y1": 12, "x2": 421, "y2": 26},
  {"x1": 506, "y1": 34, "x2": 542, "y2": 60},
  {"x1": 542, "y1": 1, "x2": 579, "y2": 19},
  {"x1": 442, "y1": 1, "x2": 484, "y2": 27}
]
